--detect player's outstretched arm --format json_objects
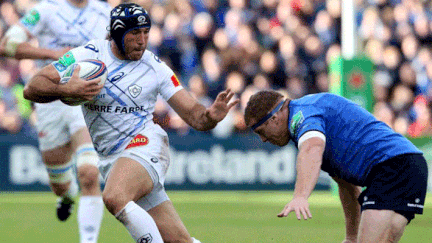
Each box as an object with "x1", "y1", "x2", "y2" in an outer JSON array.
[
  {"x1": 278, "y1": 137, "x2": 325, "y2": 220},
  {"x1": 333, "y1": 177, "x2": 362, "y2": 243},
  {"x1": 0, "y1": 24, "x2": 69, "y2": 60},
  {"x1": 167, "y1": 88, "x2": 239, "y2": 131},
  {"x1": 23, "y1": 65, "x2": 102, "y2": 103}
]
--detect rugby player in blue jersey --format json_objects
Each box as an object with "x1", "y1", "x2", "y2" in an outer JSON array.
[{"x1": 244, "y1": 90, "x2": 428, "y2": 243}]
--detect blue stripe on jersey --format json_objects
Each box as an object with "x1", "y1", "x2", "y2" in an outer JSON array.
[
  {"x1": 104, "y1": 86, "x2": 128, "y2": 106},
  {"x1": 103, "y1": 86, "x2": 149, "y2": 155},
  {"x1": 107, "y1": 63, "x2": 128, "y2": 79},
  {"x1": 71, "y1": 7, "x2": 86, "y2": 26},
  {"x1": 55, "y1": 13, "x2": 91, "y2": 42}
]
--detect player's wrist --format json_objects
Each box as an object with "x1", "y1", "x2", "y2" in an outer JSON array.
[
  {"x1": 56, "y1": 82, "x2": 72, "y2": 97},
  {"x1": 205, "y1": 109, "x2": 218, "y2": 123}
]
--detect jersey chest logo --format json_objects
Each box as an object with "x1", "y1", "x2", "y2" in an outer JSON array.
[
  {"x1": 128, "y1": 84, "x2": 142, "y2": 98},
  {"x1": 290, "y1": 111, "x2": 304, "y2": 137}
]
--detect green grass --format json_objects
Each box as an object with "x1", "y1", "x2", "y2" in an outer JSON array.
[{"x1": 1, "y1": 191, "x2": 431, "y2": 243}]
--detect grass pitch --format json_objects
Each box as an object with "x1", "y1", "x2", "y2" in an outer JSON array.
[{"x1": 1, "y1": 191, "x2": 431, "y2": 243}]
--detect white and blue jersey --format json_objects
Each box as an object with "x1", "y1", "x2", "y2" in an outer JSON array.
[
  {"x1": 52, "y1": 39, "x2": 183, "y2": 157},
  {"x1": 20, "y1": 0, "x2": 111, "y2": 68},
  {"x1": 289, "y1": 93, "x2": 422, "y2": 186}
]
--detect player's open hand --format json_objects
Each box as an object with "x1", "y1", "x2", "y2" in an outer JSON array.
[
  {"x1": 206, "y1": 89, "x2": 239, "y2": 122},
  {"x1": 277, "y1": 197, "x2": 312, "y2": 220},
  {"x1": 62, "y1": 65, "x2": 103, "y2": 101}
]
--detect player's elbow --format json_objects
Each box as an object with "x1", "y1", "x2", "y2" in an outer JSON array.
[
  {"x1": 22, "y1": 85, "x2": 33, "y2": 101},
  {"x1": 23, "y1": 85, "x2": 43, "y2": 103}
]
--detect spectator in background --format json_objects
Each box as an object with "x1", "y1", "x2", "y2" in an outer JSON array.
[
  {"x1": 408, "y1": 95, "x2": 432, "y2": 137},
  {"x1": 0, "y1": 68, "x2": 30, "y2": 134}
]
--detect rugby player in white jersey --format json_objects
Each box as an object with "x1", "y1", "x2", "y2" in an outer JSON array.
[
  {"x1": 1, "y1": 1, "x2": 111, "y2": 242},
  {"x1": 23, "y1": 3, "x2": 239, "y2": 243}
]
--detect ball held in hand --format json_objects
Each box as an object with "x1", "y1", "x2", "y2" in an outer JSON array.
[{"x1": 60, "y1": 59, "x2": 107, "y2": 106}]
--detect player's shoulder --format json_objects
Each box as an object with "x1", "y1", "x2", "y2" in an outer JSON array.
[
  {"x1": 30, "y1": 0, "x2": 61, "y2": 12},
  {"x1": 296, "y1": 93, "x2": 343, "y2": 105},
  {"x1": 141, "y1": 50, "x2": 172, "y2": 73},
  {"x1": 81, "y1": 39, "x2": 110, "y2": 54},
  {"x1": 88, "y1": 0, "x2": 112, "y2": 13}
]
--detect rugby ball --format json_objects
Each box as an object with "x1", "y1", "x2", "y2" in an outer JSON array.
[{"x1": 60, "y1": 59, "x2": 107, "y2": 106}]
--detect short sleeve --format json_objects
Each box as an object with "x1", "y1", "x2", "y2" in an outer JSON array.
[
  {"x1": 156, "y1": 58, "x2": 183, "y2": 101},
  {"x1": 290, "y1": 109, "x2": 326, "y2": 142},
  {"x1": 51, "y1": 41, "x2": 99, "y2": 77}
]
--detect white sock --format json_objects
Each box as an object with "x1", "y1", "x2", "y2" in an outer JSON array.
[
  {"x1": 192, "y1": 237, "x2": 202, "y2": 243},
  {"x1": 115, "y1": 201, "x2": 163, "y2": 243},
  {"x1": 78, "y1": 196, "x2": 104, "y2": 243}
]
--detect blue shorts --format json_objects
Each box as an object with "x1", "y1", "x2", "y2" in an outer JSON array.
[{"x1": 358, "y1": 153, "x2": 428, "y2": 223}]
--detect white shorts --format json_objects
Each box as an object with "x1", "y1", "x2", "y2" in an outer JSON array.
[
  {"x1": 35, "y1": 101, "x2": 87, "y2": 151},
  {"x1": 98, "y1": 123, "x2": 170, "y2": 211}
]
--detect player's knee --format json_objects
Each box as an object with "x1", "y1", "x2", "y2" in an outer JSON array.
[
  {"x1": 77, "y1": 164, "x2": 99, "y2": 189},
  {"x1": 46, "y1": 160, "x2": 75, "y2": 191},
  {"x1": 102, "y1": 190, "x2": 129, "y2": 215},
  {"x1": 76, "y1": 143, "x2": 99, "y2": 189},
  {"x1": 388, "y1": 216, "x2": 407, "y2": 242}
]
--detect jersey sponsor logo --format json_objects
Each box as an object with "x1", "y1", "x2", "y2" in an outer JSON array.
[
  {"x1": 171, "y1": 74, "x2": 180, "y2": 87},
  {"x1": 83, "y1": 104, "x2": 147, "y2": 114},
  {"x1": 58, "y1": 51, "x2": 76, "y2": 68},
  {"x1": 22, "y1": 9, "x2": 40, "y2": 26},
  {"x1": 137, "y1": 233, "x2": 152, "y2": 243},
  {"x1": 110, "y1": 72, "x2": 125, "y2": 83},
  {"x1": 290, "y1": 111, "x2": 304, "y2": 137},
  {"x1": 84, "y1": 44, "x2": 99, "y2": 53},
  {"x1": 126, "y1": 134, "x2": 149, "y2": 149},
  {"x1": 53, "y1": 62, "x2": 67, "y2": 72},
  {"x1": 128, "y1": 84, "x2": 142, "y2": 98}
]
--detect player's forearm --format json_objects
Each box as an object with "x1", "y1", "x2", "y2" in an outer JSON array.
[
  {"x1": 293, "y1": 148, "x2": 322, "y2": 199},
  {"x1": 337, "y1": 180, "x2": 362, "y2": 240},
  {"x1": 23, "y1": 74, "x2": 64, "y2": 103},
  {"x1": 185, "y1": 104, "x2": 218, "y2": 131},
  {"x1": 14, "y1": 43, "x2": 57, "y2": 60}
]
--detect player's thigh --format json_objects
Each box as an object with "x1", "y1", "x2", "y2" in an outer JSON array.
[
  {"x1": 358, "y1": 209, "x2": 407, "y2": 243},
  {"x1": 103, "y1": 157, "x2": 154, "y2": 204},
  {"x1": 149, "y1": 200, "x2": 191, "y2": 242},
  {"x1": 41, "y1": 142, "x2": 73, "y2": 166},
  {"x1": 35, "y1": 104, "x2": 74, "y2": 164},
  {"x1": 67, "y1": 106, "x2": 92, "y2": 148}
]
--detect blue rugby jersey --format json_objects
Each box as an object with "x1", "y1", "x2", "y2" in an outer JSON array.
[{"x1": 288, "y1": 93, "x2": 422, "y2": 186}]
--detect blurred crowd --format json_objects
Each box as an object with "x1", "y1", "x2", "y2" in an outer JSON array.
[{"x1": 0, "y1": 0, "x2": 431, "y2": 138}]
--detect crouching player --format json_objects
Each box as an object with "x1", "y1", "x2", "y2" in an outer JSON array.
[{"x1": 244, "y1": 91, "x2": 428, "y2": 243}]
